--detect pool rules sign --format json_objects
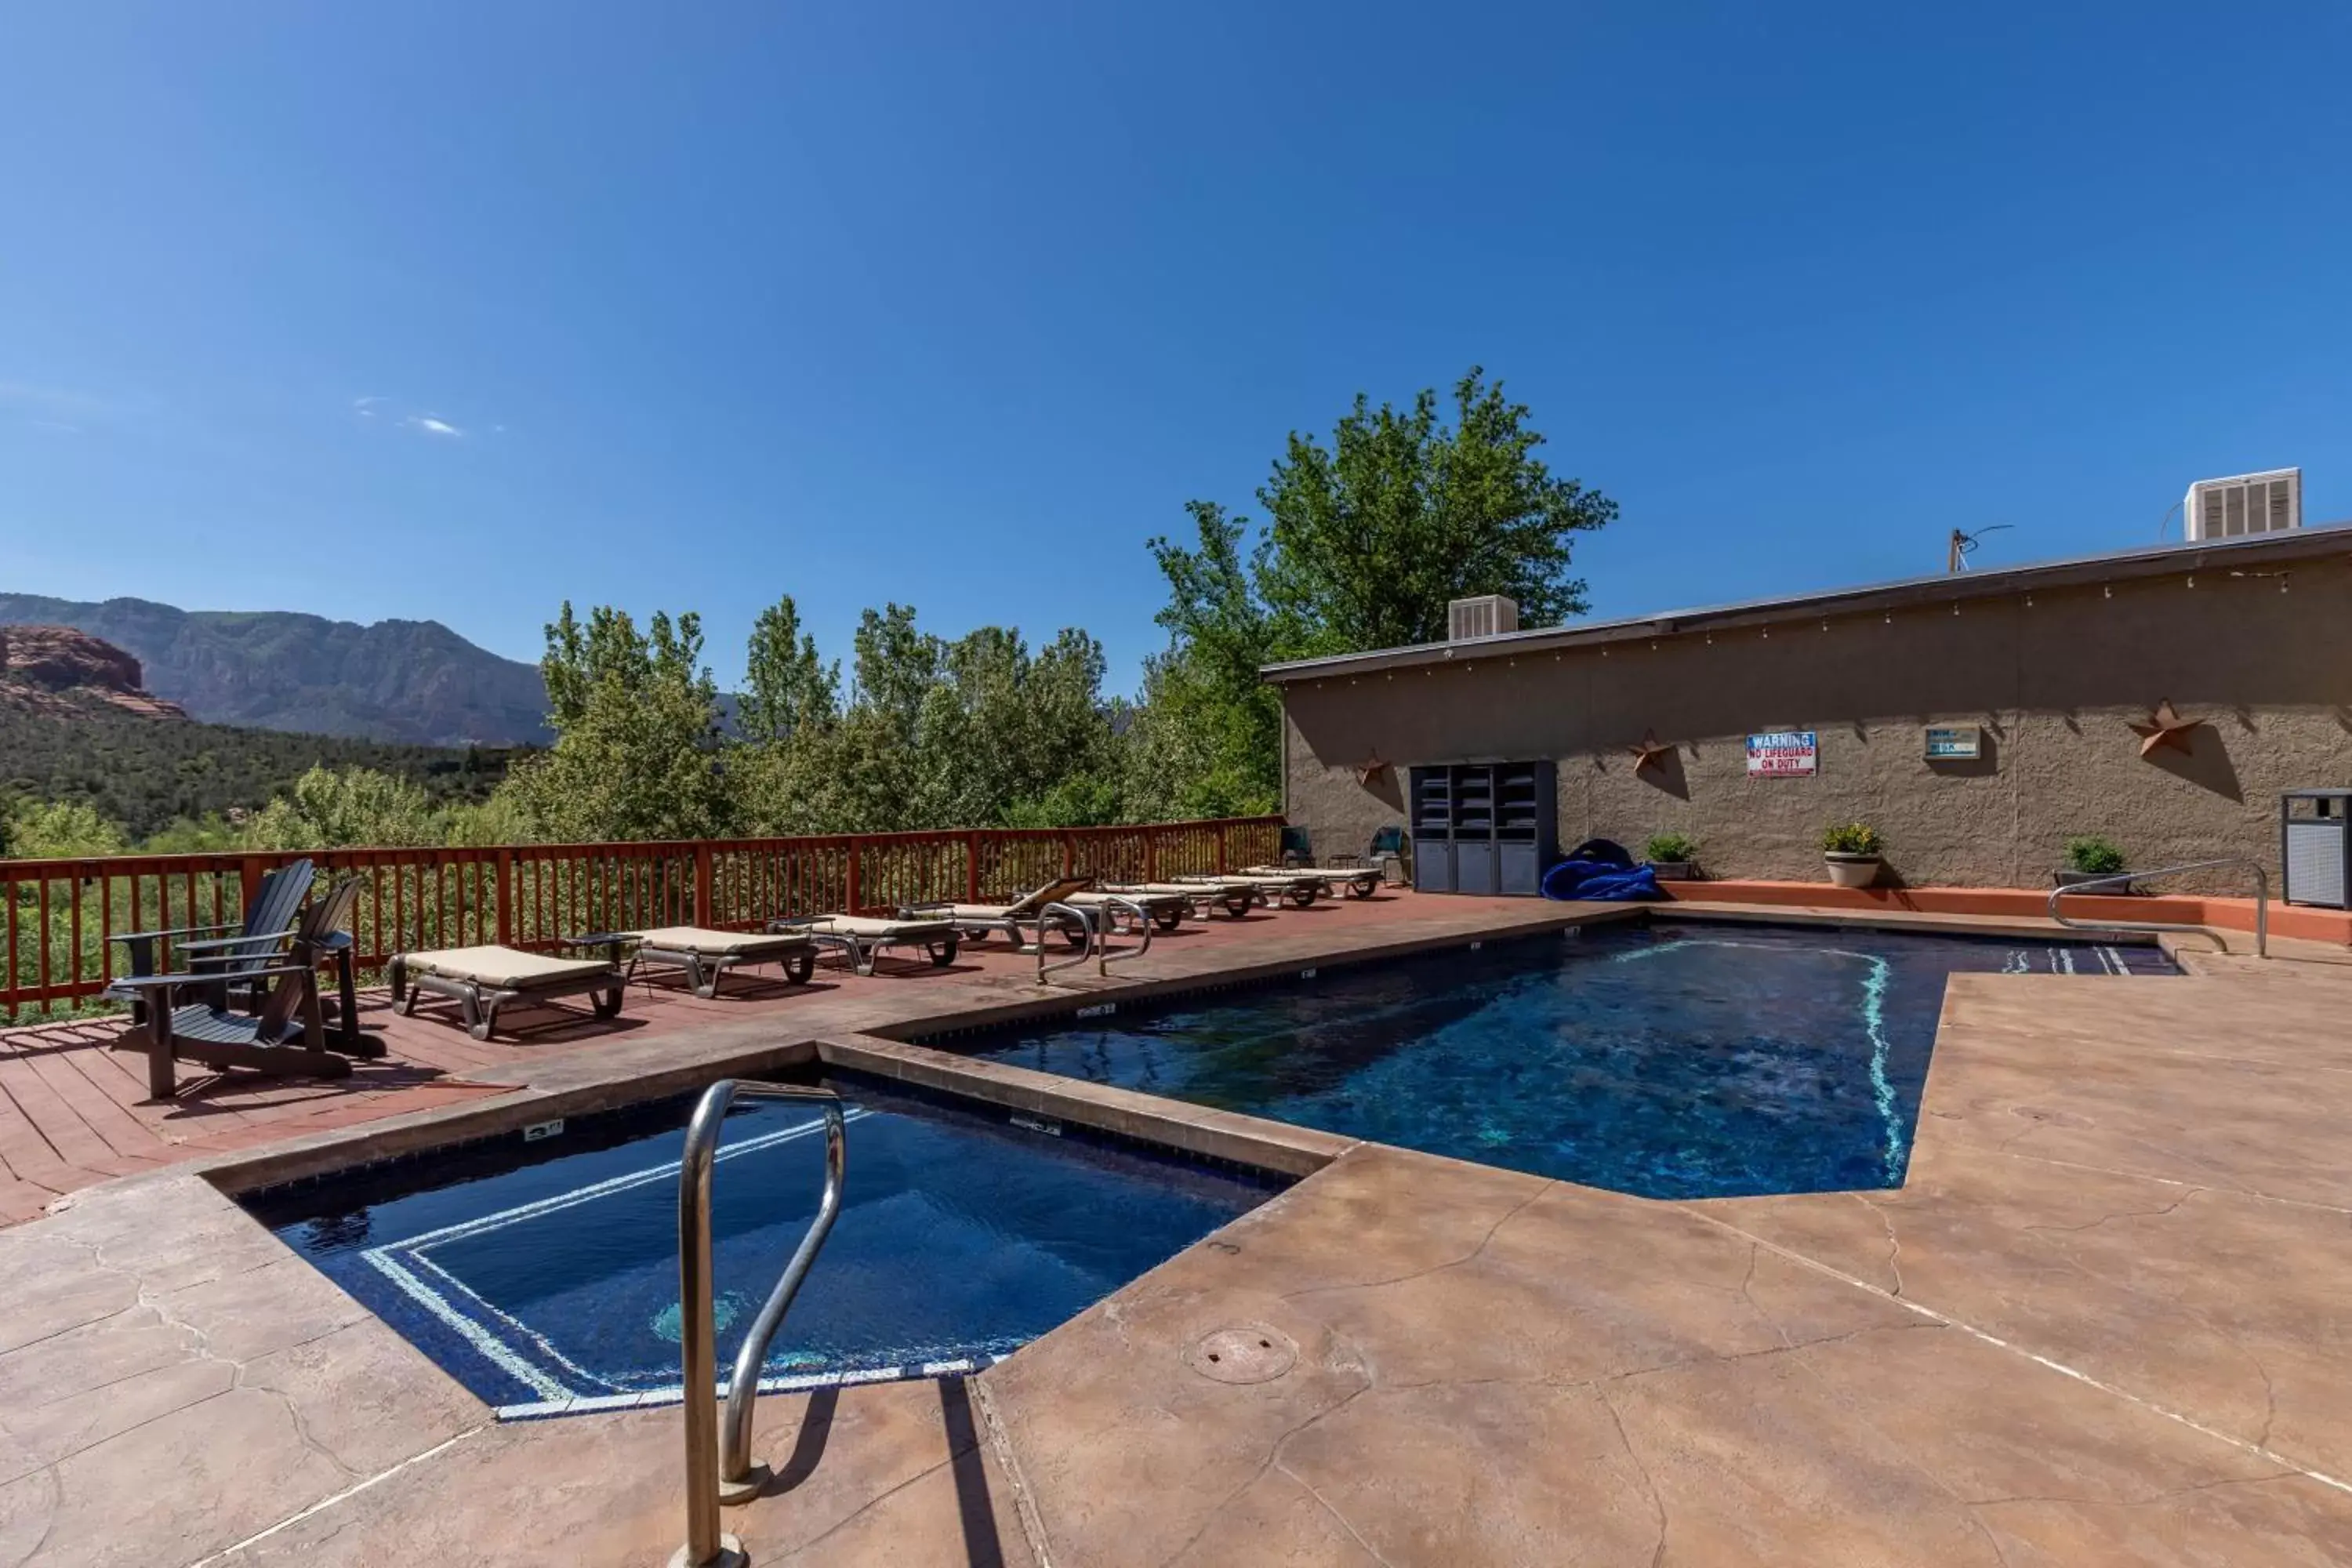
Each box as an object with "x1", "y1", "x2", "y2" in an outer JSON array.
[{"x1": 1746, "y1": 730, "x2": 1818, "y2": 778}]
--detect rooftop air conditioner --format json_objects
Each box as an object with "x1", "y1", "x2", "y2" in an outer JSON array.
[
  {"x1": 1447, "y1": 595, "x2": 1519, "y2": 641},
  {"x1": 2183, "y1": 468, "x2": 2300, "y2": 542}
]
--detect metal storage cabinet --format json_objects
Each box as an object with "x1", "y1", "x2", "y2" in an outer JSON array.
[
  {"x1": 1406, "y1": 761, "x2": 1558, "y2": 896},
  {"x1": 2282, "y1": 789, "x2": 2351, "y2": 909}
]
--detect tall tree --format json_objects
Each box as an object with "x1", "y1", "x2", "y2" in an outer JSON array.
[{"x1": 739, "y1": 594, "x2": 840, "y2": 746}]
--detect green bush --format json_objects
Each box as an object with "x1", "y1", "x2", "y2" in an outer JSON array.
[
  {"x1": 1820, "y1": 822, "x2": 1884, "y2": 856},
  {"x1": 1643, "y1": 831, "x2": 1699, "y2": 864},
  {"x1": 2064, "y1": 836, "x2": 2127, "y2": 875}
]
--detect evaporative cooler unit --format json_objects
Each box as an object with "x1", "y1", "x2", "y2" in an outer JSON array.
[{"x1": 2281, "y1": 790, "x2": 2350, "y2": 910}]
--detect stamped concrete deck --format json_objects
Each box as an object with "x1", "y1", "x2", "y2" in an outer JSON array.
[{"x1": 3, "y1": 893, "x2": 2350, "y2": 1566}]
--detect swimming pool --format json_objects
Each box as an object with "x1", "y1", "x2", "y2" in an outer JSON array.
[
  {"x1": 953, "y1": 921, "x2": 2172, "y2": 1201},
  {"x1": 245, "y1": 1075, "x2": 1282, "y2": 1414}
]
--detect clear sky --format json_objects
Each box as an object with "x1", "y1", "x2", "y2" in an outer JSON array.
[{"x1": 4, "y1": 3, "x2": 2347, "y2": 691}]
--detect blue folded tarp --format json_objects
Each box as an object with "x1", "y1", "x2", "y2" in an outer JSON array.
[{"x1": 1541, "y1": 841, "x2": 1666, "y2": 902}]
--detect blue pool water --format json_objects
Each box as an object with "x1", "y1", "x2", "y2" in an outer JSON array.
[
  {"x1": 245, "y1": 1076, "x2": 1279, "y2": 1412},
  {"x1": 960, "y1": 921, "x2": 2172, "y2": 1201}
]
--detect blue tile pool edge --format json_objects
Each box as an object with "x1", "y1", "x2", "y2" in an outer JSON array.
[{"x1": 495, "y1": 1349, "x2": 1013, "y2": 1422}]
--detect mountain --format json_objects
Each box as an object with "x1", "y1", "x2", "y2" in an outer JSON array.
[
  {"x1": 0, "y1": 623, "x2": 187, "y2": 720},
  {"x1": 0, "y1": 594, "x2": 550, "y2": 746}
]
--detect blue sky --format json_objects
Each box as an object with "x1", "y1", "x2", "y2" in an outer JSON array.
[{"x1": 3, "y1": 2, "x2": 2347, "y2": 691}]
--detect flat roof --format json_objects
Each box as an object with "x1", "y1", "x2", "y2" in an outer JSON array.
[{"x1": 1261, "y1": 521, "x2": 2352, "y2": 682}]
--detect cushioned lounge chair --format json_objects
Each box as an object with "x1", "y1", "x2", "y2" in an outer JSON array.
[
  {"x1": 1174, "y1": 869, "x2": 1327, "y2": 908},
  {"x1": 569, "y1": 926, "x2": 818, "y2": 1000},
  {"x1": 768, "y1": 914, "x2": 961, "y2": 977},
  {"x1": 1243, "y1": 862, "x2": 1385, "y2": 899},
  {"x1": 1065, "y1": 887, "x2": 1189, "y2": 931},
  {"x1": 109, "y1": 877, "x2": 375, "y2": 1098},
  {"x1": 1105, "y1": 880, "x2": 1261, "y2": 919},
  {"x1": 390, "y1": 945, "x2": 626, "y2": 1040},
  {"x1": 907, "y1": 876, "x2": 1095, "y2": 950}
]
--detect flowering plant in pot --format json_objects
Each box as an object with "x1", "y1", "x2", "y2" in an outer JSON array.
[
  {"x1": 2056, "y1": 836, "x2": 2129, "y2": 892},
  {"x1": 1819, "y1": 822, "x2": 1885, "y2": 888},
  {"x1": 1643, "y1": 832, "x2": 1700, "y2": 880}
]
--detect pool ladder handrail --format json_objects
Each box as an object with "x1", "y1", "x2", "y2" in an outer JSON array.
[
  {"x1": 673, "y1": 1079, "x2": 848, "y2": 1568},
  {"x1": 1036, "y1": 900, "x2": 1097, "y2": 983},
  {"x1": 2046, "y1": 855, "x2": 2267, "y2": 959},
  {"x1": 1090, "y1": 894, "x2": 1152, "y2": 977}
]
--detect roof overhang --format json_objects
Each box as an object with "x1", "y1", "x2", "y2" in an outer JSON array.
[{"x1": 1259, "y1": 523, "x2": 2352, "y2": 684}]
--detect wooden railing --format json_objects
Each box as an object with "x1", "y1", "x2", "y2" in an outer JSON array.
[{"x1": 0, "y1": 816, "x2": 1283, "y2": 1021}]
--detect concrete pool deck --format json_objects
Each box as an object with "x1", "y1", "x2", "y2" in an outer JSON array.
[{"x1": 2, "y1": 892, "x2": 2350, "y2": 1565}]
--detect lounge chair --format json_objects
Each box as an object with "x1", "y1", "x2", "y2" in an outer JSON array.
[
  {"x1": 1065, "y1": 887, "x2": 1190, "y2": 932},
  {"x1": 108, "y1": 877, "x2": 374, "y2": 1098},
  {"x1": 906, "y1": 877, "x2": 1096, "y2": 949},
  {"x1": 567, "y1": 927, "x2": 818, "y2": 1000},
  {"x1": 768, "y1": 914, "x2": 962, "y2": 977},
  {"x1": 107, "y1": 857, "x2": 315, "y2": 1023},
  {"x1": 1174, "y1": 869, "x2": 1327, "y2": 908},
  {"x1": 1106, "y1": 879, "x2": 1262, "y2": 919},
  {"x1": 1243, "y1": 862, "x2": 1385, "y2": 899},
  {"x1": 390, "y1": 945, "x2": 627, "y2": 1040}
]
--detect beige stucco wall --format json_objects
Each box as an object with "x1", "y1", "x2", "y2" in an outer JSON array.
[{"x1": 1279, "y1": 562, "x2": 2352, "y2": 891}]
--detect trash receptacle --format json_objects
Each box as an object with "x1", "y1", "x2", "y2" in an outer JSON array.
[{"x1": 2281, "y1": 789, "x2": 2351, "y2": 909}]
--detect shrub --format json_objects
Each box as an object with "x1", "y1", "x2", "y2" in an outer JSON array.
[
  {"x1": 1820, "y1": 822, "x2": 1884, "y2": 856},
  {"x1": 1643, "y1": 831, "x2": 1699, "y2": 864},
  {"x1": 2064, "y1": 835, "x2": 2127, "y2": 875}
]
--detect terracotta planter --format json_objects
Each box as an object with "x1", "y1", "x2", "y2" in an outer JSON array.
[{"x1": 1823, "y1": 851, "x2": 1882, "y2": 889}]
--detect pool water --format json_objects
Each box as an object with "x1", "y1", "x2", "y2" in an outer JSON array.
[
  {"x1": 245, "y1": 1076, "x2": 1280, "y2": 1413},
  {"x1": 963, "y1": 922, "x2": 2171, "y2": 1201}
]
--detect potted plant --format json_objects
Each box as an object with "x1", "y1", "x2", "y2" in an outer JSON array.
[
  {"x1": 2056, "y1": 835, "x2": 2129, "y2": 892},
  {"x1": 1643, "y1": 832, "x2": 1700, "y2": 881},
  {"x1": 1820, "y1": 822, "x2": 1884, "y2": 888}
]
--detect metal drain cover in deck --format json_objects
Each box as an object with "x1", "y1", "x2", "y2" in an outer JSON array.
[{"x1": 1187, "y1": 1325, "x2": 1297, "y2": 1385}]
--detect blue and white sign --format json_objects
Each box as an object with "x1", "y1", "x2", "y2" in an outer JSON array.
[{"x1": 1746, "y1": 731, "x2": 1818, "y2": 778}]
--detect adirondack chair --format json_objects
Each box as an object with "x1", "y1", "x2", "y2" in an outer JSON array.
[
  {"x1": 107, "y1": 858, "x2": 316, "y2": 1023},
  {"x1": 108, "y1": 877, "x2": 366, "y2": 1098}
]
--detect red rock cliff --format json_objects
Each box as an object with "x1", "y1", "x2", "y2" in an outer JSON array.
[{"x1": 0, "y1": 624, "x2": 187, "y2": 720}]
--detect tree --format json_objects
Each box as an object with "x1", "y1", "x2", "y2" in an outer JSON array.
[
  {"x1": 503, "y1": 603, "x2": 731, "y2": 841},
  {"x1": 243, "y1": 765, "x2": 439, "y2": 849},
  {"x1": 1142, "y1": 367, "x2": 1615, "y2": 809},
  {"x1": 1255, "y1": 367, "x2": 1616, "y2": 654},
  {"x1": 739, "y1": 594, "x2": 840, "y2": 747},
  {"x1": 3, "y1": 799, "x2": 129, "y2": 858}
]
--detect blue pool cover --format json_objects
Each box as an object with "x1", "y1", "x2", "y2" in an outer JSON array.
[
  {"x1": 246, "y1": 1078, "x2": 1280, "y2": 1414},
  {"x1": 963, "y1": 920, "x2": 2172, "y2": 1202}
]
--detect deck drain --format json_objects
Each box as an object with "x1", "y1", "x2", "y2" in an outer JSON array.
[{"x1": 1186, "y1": 1325, "x2": 1297, "y2": 1385}]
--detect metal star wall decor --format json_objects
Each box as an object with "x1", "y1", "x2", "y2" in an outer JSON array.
[
  {"x1": 1354, "y1": 750, "x2": 1391, "y2": 785},
  {"x1": 1628, "y1": 729, "x2": 1675, "y2": 772},
  {"x1": 2128, "y1": 699, "x2": 2198, "y2": 758}
]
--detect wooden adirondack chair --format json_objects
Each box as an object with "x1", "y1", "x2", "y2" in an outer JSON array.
[
  {"x1": 107, "y1": 858, "x2": 316, "y2": 1022},
  {"x1": 110, "y1": 877, "x2": 365, "y2": 1098}
]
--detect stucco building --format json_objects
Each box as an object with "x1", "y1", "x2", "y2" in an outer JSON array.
[{"x1": 1266, "y1": 526, "x2": 2352, "y2": 892}]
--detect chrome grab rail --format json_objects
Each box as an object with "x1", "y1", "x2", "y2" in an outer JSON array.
[
  {"x1": 1036, "y1": 900, "x2": 1096, "y2": 983},
  {"x1": 674, "y1": 1080, "x2": 848, "y2": 1568},
  {"x1": 1092, "y1": 895, "x2": 1152, "y2": 977},
  {"x1": 2047, "y1": 856, "x2": 2268, "y2": 960}
]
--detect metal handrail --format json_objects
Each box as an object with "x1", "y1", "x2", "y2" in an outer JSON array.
[
  {"x1": 2047, "y1": 856, "x2": 2269, "y2": 959},
  {"x1": 1092, "y1": 895, "x2": 1153, "y2": 977},
  {"x1": 1036, "y1": 901, "x2": 1096, "y2": 983},
  {"x1": 674, "y1": 1080, "x2": 848, "y2": 1568}
]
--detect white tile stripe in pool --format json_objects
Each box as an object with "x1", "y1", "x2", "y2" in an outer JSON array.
[
  {"x1": 493, "y1": 1351, "x2": 1013, "y2": 1422},
  {"x1": 361, "y1": 1108, "x2": 873, "y2": 1405}
]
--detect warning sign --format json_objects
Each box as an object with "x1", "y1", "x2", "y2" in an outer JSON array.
[{"x1": 1746, "y1": 731, "x2": 1818, "y2": 778}]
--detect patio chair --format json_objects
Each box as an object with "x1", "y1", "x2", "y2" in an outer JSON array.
[
  {"x1": 1174, "y1": 868, "x2": 1327, "y2": 908},
  {"x1": 1105, "y1": 879, "x2": 1262, "y2": 919},
  {"x1": 107, "y1": 877, "x2": 368, "y2": 1098},
  {"x1": 906, "y1": 876, "x2": 1095, "y2": 950},
  {"x1": 107, "y1": 858, "x2": 315, "y2": 1022},
  {"x1": 390, "y1": 945, "x2": 628, "y2": 1040},
  {"x1": 1241, "y1": 861, "x2": 1385, "y2": 899},
  {"x1": 1064, "y1": 887, "x2": 1189, "y2": 932},
  {"x1": 564, "y1": 927, "x2": 818, "y2": 1000},
  {"x1": 768, "y1": 913, "x2": 963, "y2": 977}
]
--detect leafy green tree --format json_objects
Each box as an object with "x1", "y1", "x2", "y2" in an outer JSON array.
[
  {"x1": 243, "y1": 765, "x2": 440, "y2": 849},
  {"x1": 739, "y1": 594, "x2": 840, "y2": 746},
  {"x1": 504, "y1": 603, "x2": 731, "y2": 842},
  {"x1": 4, "y1": 799, "x2": 131, "y2": 858}
]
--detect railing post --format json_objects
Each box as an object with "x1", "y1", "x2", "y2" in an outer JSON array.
[
  {"x1": 694, "y1": 844, "x2": 714, "y2": 929},
  {"x1": 846, "y1": 838, "x2": 863, "y2": 917},
  {"x1": 1215, "y1": 824, "x2": 1229, "y2": 874},
  {"x1": 495, "y1": 849, "x2": 514, "y2": 947},
  {"x1": 238, "y1": 855, "x2": 266, "y2": 920},
  {"x1": 966, "y1": 832, "x2": 982, "y2": 903},
  {"x1": 1062, "y1": 831, "x2": 1075, "y2": 879}
]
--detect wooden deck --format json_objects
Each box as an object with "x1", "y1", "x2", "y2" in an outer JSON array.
[{"x1": 0, "y1": 887, "x2": 1498, "y2": 1225}]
